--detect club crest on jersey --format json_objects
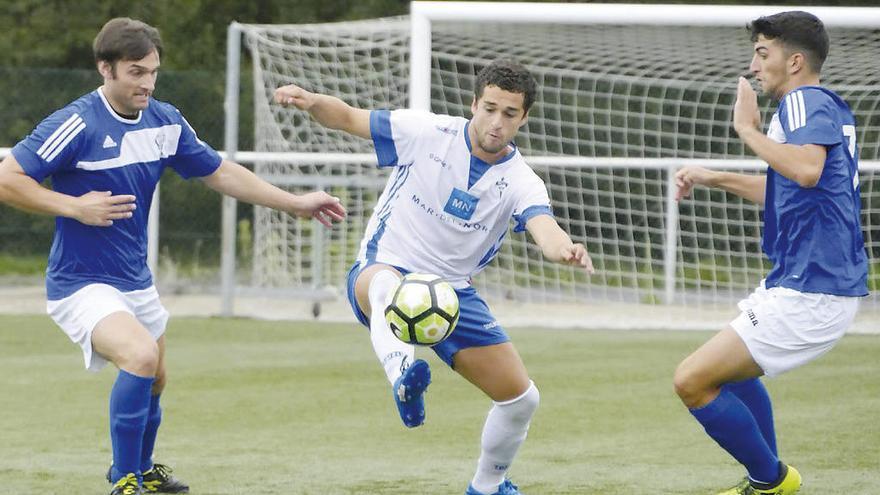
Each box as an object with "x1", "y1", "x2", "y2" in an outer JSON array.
[
  {"x1": 444, "y1": 187, "x2": 479, "y2": 220},
  {"x1": 155, "y1": 132, "x2": 166, "y2": 155},
  {"x1": 495, "y1": 177, "x2": 509, "y2": 197}
]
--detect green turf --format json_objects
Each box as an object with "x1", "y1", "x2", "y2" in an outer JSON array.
[{"x1": 1, "y1": 315, "x2": 878, "y2": 494}]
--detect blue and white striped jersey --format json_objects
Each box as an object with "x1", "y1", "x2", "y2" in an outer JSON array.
[
  {"x1": 359, "y1": 109, "x2": 552, "y2": 288},
  {"x1": 12, "y1": 87, "x2": 222, "y2": 299},
  {"x1": 763, "y1": 86, "x2": 868, "y2": 296}
]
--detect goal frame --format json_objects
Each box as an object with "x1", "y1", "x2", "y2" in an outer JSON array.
[{"x1": 219, "y1": 3, "x2": 880, "y2": 317}]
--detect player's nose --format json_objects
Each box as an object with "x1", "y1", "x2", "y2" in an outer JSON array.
[{"x1": 748, "y1": 55, "x2": 761, "y2": 74}]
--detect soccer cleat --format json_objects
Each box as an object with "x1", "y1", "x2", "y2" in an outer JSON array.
[
  {"x1": 715, "y1": 477, "x2": 750, "y2": 495},
  {"x1": 108, "y1": 463, "x2": 189, "y2": 493},
  {"x1": 715, "y1": 465, "x2": 801, "y2": 495},
  {"x1": 110, "y1": 473, "x2": 143, "y2": 495},
  {"x1": 748, "y1": 464, "x2": 801, "y2": 495},
  {"x1": 142, "y1": 463, "x2": 190, "y2": 493},
  {"x1": 392, "y1": 358, "x2": 431, "y2": 427},
  {"x1": 466, "y1": 479, "x2": 524, "y2": 495}
]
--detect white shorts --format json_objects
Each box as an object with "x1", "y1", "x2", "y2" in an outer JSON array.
[
  {"x1": 730, "y1": 281, "x2": 859, "y2": 377},
  {"x1": 46, "y1": 284, "x2": 169, "y2": 372}
]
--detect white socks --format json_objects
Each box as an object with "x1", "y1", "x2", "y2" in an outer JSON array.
[
  {"x1": 368, "y1": 270, "x2": 415, "y2": 385},
  {"x1": 470, "y1": 381, "x2": 540, "y2": 495}
]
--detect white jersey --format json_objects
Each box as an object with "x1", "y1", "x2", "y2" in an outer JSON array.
[{"x1": 358, "y1": 109, "x2": 552, "y2": 288}]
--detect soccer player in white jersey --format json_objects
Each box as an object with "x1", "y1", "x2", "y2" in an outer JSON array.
[
  {"x1": 0, "y1": 18, "x2": 345, "y2": 495},
  {"x1": 275, "y1": 59, "x2": 593, "y2": 495},
  {"x1": 674, "y1": 11, "x2": 867, "y2": 495}
]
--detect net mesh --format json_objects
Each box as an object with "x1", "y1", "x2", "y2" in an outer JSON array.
[{"x1": 239, "y1": 17, "x2": 880, "y2": 329}]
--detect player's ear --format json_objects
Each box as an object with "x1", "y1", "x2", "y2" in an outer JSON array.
[
  {"x1": 470, "y1": 96, "x2": 478, "y2": 114},
  {"x1": 787, "y1": 51, "x2": 806, "y2": 76},
  {"x1": 97, "y1": 60, "x2": 113, "y2": 79},
  {"x1": 518, "y1": 109, "x2": 530, "y2": 128}
]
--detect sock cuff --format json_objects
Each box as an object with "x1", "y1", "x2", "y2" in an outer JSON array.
[
  {"x1": 494, "y1": 380, "x2": 538, "y2": 407},
  {"x1": 118, "y1": 369, "x2": 156, "y2": 386},
  {"x1": 724, "y1": 377, "x2": 762, "y2": 394},
  {"x1": 689, "y1": 388, "x2": 736, "y2": 422},
  {"x1": 368, "y1": 269, "x2": 401, "y2": 308}
]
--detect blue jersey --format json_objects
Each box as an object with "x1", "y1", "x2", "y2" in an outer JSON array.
[
  {"x1": 762, "y1": 86, "x2": 868, "y2": 296},
  {"x1": 12, "y1": 88, "x2": 222, "y2": 300}
]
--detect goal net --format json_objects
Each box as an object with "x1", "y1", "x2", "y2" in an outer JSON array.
[{"x1": 234, "y1": 4, "x2": 880, "y2": 330}]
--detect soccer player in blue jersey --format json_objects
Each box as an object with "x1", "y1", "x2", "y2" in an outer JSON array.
[
  {"x1": 673, "y1": 11, "x2": 867, "y2": 495},
  {"x1": 274, "y1": 60, "x2": 593, "y2": 495},
  {"x1": 0, "y1": 18, "x2": 345, "y2": 495}
]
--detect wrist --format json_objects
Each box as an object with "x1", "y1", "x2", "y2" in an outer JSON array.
[{"x1": 59, "y1": 195, "x2": 80, "y2": 220}]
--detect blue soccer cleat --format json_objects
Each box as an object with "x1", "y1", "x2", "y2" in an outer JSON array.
[
  {"x1": 466, "y1": 479, "x2": 523, "y2": 495},
  {"x1": 393, "y1": 359, "x2": 431, "y2": 427}
]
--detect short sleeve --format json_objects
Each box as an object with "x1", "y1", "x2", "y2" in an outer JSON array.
[
  {"x1": 370, "y1": 109, "x2": 432, "y2": 168},
  {"x1": 781, "y1": 89, "x2": 839, "y2": 147},
  {"x1": 511, "y1": 170, "x2": 553, "y2": 232},
  {"x1": 165, "y1": 111, "x2": 222, "y2": 179},
  {"x1": 12, "y1": 109, "x2": 87, "y2": 182}
]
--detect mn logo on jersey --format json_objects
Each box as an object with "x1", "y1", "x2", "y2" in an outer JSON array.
[{"x1": 444, "y1": 188, "x2": 479, "y2": 220}]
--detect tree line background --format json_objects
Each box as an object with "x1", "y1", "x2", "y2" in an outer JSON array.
[{"x1": 0, "y1": 0, "x2": 874, "y2": 278}]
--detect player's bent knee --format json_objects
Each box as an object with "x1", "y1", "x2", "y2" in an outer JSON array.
[
  {"x1": 496, "y1": 380, "x2": 539, "y2": 422},
  {"x1": 118, "y1": 340, "x2": 160, "y2": 376},
  {"x1": 673, "y1": 363, "x2": 707, "y2": 407},
  {"x1": 355, "y1": 264, "x2": 401, "y2": 315}
]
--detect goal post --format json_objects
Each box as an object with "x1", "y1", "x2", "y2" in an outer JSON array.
[{"x1": 223, "y1": 4, "x2": 880, "y2": 329}]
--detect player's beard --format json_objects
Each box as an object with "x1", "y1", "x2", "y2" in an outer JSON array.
[{"x1": 478, "y1": 134, "x2": 507, "y2": 155}]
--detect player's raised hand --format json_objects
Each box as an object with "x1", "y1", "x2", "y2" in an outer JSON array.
[
  {"x1": 675, "y1": 166, "x2": 717, "y2": 202},
  {"x1": 274, "y1": 84, "x2": 317, "y2": 111},
  {"x1": 560, "y1": 242, "x2": 595, "y2": 274},
  {"x1": 733, "y1": 76, "x2": 761, "y2": 136},
  {"x1": 289, "y1": 191, "x2": 346, "y2": 227},
  {"x1": 73, "y1": 190, "x2": 137, "y2": 226}
]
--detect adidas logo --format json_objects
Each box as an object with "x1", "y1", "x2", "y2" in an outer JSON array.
[{"x1": 102, "y1": 135, "x2": 117, "y2": 148}]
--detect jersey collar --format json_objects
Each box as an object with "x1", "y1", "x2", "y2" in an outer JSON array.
[
  {"x1": 97, "y1": 87, "x2": 143, "y2": 125},
  {"x1": 464, "y1": 121, "x2": 518, "y2": 167}
]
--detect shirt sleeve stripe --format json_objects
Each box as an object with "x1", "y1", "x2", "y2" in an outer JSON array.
[
  {"x1": 785, "y1": 94, "x2": 796, "y2": 132},
  {"x1": 44, "y1": 121, "x2": 85, "y2": 162},
  {"x1": 370, "y1": 110, "x2": 398, "y2": 168},
  {"x1": 36, "y1": 113, "x2": 82, "y2": 157},
  {"x1": 796, "y1": 90, "x2": 807, "y2": 128}
]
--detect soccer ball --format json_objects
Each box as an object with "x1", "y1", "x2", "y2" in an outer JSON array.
[{"x1": 384, "y1": 273, "x2": 460, "y2": 346}]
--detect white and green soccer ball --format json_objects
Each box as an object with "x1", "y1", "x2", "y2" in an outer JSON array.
[{"x1": 384, "y1": 273, "x2": 460, "y2": 346}]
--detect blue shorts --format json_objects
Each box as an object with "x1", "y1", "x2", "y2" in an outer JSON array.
[{"x1": 346, "y1": 262, "x2": 510, "y2": 368}]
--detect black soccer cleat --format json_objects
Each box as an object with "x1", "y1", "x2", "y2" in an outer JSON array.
[
  {"x1": 108, "y1": 463, "x2": 189, "y2": 494},
  {"x1": 109, "y1": 473, "x2": 143, "y2": 495}
]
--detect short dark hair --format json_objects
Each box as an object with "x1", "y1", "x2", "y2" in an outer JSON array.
[
  {"x1": 474, "y1": 59, "x2": 538, "y2": 113},
  {"x1": 748, "y1": 11, "x2": 829, "y2": 74},
  {"x1": 93, "y1": 18, "x2": 163, "y2": 66}
]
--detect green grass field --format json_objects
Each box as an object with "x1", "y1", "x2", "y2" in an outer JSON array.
[{"x1": 1, "y1": 315, "x2": 878, "y2": 495}]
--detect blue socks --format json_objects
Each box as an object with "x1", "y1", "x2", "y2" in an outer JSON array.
[
  {"x1": 140, "y1": 393, "x2": 162, "y2": 473},
  {"x1": 725, "y1": 378, "x2": 777, "y2": 456},
  {"x1": 690, "y1": 388, "x2": 780, "y2": 483},
  {"x1": 109, "y1": 370, "x2": 154, "y2": 483}
]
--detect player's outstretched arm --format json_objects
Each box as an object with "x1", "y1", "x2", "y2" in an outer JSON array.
[
  {"x1": 274, "y1": 84, "x2": 372, "y2": 140},
  {"x1": 734, "y1": 77, "x2": 826, "y2": 188},
  {"x1": 525, "y1": 215, "x2": 594, "y2": 274},
  {"x1": 0, "y1": 154, "x2": 136, "y2": 226},
  {"x1": 675, "y1": 166, "x2": 766, "y2": 205},
  {"x1": 201, "y1": 159, "x2": 346, "y2": 227}
]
